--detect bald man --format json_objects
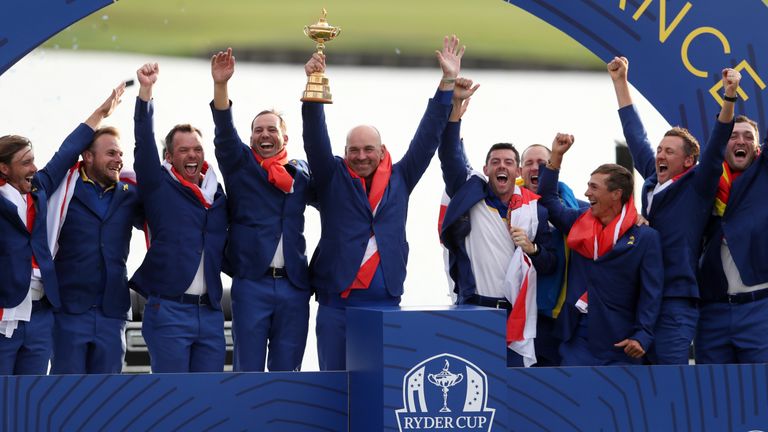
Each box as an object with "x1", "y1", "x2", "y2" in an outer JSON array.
[{"x1": 302, "y1": 35, "x2": 464, "y2": 370}]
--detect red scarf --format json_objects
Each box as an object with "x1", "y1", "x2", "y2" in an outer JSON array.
[
  {"x1": 567, "y1": 197, "x2": 637, "y2": 260},
  {"x1": 252, "y1": 148, "x2": 294, "y2": 193},
  {"x1": 170, "y1": 162, "x2": 212, "y2": 208},
  {"x1": 714, "y1": 162, "x2": 742, "y2": 217},
  {"x1": 341, "y1": 150, "x2": 392, "y2": 298},
  {"x1": 26, "y1": 193, "x2": 39, "y2": 269}
]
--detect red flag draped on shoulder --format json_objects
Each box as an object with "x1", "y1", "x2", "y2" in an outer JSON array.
[
  {"x1": 341, "y1": 150, "x2": 392, "y2": 298},
  {"x1": 566, "y1": 197, "x2": 638, "y2": 311}
]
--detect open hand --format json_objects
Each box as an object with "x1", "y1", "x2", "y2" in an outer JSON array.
[{"x1": 211, "y1": 48, "x2": 235, "y2": 84}]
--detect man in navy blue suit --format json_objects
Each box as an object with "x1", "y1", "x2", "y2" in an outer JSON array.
[
  {"x1": 49, "y1": 116, "x2": 143, "y2": 375},
  {"x1": 302, "y1": 35, "x2": 464, "y2": 370},
  {"x1": 209, "y1": 48, "x2": 314, "y2": 372},
  {"x1": 0, "y1": 84, "x2": 125, "y2": 375},
  {"x1": 538, "y1": 134, "x2": 664, "y2": 366},
  {"x1": 608, "y1": 57, "x2": 738, "y2": 365},
  {"x1": 131, "y1": 63, "x2": 229, "y2": 373}
]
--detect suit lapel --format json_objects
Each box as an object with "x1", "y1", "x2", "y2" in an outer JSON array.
[{"x1": 0, "y1": 194, "x2": 28, "y2": 233}]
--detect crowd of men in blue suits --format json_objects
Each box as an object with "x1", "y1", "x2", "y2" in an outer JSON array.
[{"x1": 0, "y1": 36, "x2": 765, "y2": 375}]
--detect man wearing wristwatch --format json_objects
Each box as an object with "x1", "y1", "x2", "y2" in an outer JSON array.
[
  {"x1": 608, "y1": 57, "x2": 739, "y2": 365},
  {"x1": 438, "y1": 78, "x2": 556, "y2": 367}
]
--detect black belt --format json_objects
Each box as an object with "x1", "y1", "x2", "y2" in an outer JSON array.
[
  {"x1": 32, "y1": 297, "x2": 51, "y2": 313},
  {"x1": 724, "y1": 288, "x2": 768, "y2": 304},
  {"x1": 266, "y1": 267, "x2": 287, "y2": 279},
  {"x1": 468, "y1": 294, "x2": 511, "y2": 310},
  {"x1": 158, "y1": 293, "x2": 211, "y2": 306}
]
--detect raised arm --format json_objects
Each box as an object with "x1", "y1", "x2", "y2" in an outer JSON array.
[
  {"x1": 439, "y1": 77, "x2": 479, "y2": 196},
  {"x1": 133, "y1": 62, "x2": 163, "y2": 188},
  {"x1": 399, "y1": 35, "x2": 462, "y2": 191},
  {"x1": 302, "y1": 53, "x2": 337, "y2": 186},
  {"x1": 210, "y1": 48, "x2": 249, "y2": 175},
  {"x1": 693, "y1": 68, "x2": 739, "y2": 197},
  {"x1": 538, "y1": 133, "x2": 583, "y2": 233},
  {"x1": 608, "y1": 57, "x2": 655, "y2": 179},
  {"x1": 37, "y1": 83, "x2": 126, "y2": 194}
]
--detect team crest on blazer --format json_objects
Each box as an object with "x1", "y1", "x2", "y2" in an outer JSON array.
[{"x1": 395, "y1": 353, "x2": 495, "y2": 431}]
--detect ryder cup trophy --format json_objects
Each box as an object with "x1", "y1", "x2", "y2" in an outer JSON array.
[
  {"x1": 301, "y1": 9, "x2": 341, "y2": 103},
  {"x1": 427, "y1": 359, "x2": 464, "y2": 413}
]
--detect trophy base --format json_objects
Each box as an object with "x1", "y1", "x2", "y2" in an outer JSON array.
[{"x1": 301, "y1": 72, "x2": 334, "y2": 104}]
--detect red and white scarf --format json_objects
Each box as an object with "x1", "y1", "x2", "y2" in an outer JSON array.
[
  {"x1": 162, "y1": 160, "x2": 218, "y2": 208},
  {"x1": 252, "y1": 147, "x2": 294, "y2": 193},
  {"x1": 567, "y1": 197, "x2": 638, "y2": 312},
  {"x1": 0, "y1": 180, "x2": 39, "y2": 335},
  {"x1": 341, "y1": 150, "x2": 392, "y2": 298},
  {"x1": 503, "y1": 186, "x2": 540, "y2": 367}
]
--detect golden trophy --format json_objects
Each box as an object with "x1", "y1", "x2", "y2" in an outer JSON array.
[{"x1": 301, "y1": 9, "x2": 341, "y2": 103}]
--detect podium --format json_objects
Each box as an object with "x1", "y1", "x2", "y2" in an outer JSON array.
[{"x1": 347, "y1": 305, "x2": 507, "y2": 432}]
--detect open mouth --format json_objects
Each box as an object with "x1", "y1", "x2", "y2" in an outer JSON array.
[
  {"x1": 658, "y1": 163, "x2": 668, "y2": 174},
  {"x1": 24, "y1": 176, "x2": 33, "y2": 185},
  {"x1": 259, "y1": 141, "x2": 275, "y2": 151},
  {"x1": 530, "y1": 175, "x2": 539, "y2": 185},
  {"x1": 735, "y1": 149, "x2": 747, "y2": 158},
  {"x1": 184, "y1": 163, "x2": 198, "y2": 176},
  {"x1": 495, "y1": 173, "x2": 509, "y2": 185}
]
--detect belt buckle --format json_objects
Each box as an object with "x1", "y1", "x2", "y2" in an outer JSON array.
[
  {"x1": 196, "y1": 295, "x2": 206, "y2": 305},
  {"x1": 272, "y1": 267, "x2": 284, "y2": 279},
  {"x1": 495, "y1": 300, "x2": 506, "y2": 309}
]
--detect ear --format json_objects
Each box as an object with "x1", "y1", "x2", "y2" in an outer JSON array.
[
  {"x1": 611, "y1": 188, "x2": 623, "y2": 202},
  {"x1": 380, "y1": 144, "x2": 387, "y2": 160},
  {"x1": 164, "y1": 150, "x2": 172, "y2": 163},
  {"x1": 483, "y1": 164, "x2": 491, "y2": 178},
  {"x1": 81, "y1": 150, "x2": 93, "y2": 164},
  {"x1": 683, "y1": 155, "x2": 694, "y2": 169},
  {"x1": 0, "y1": 163, "x2": 8, "y2": 177},
  {"x1": 283, "y1": 134, "x2": 289, "y2": 147}
]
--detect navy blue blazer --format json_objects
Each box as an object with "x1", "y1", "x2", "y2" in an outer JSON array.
[
  {"x1": 620, "y1": 105, "x2": 733, "y2": 299},
  {"x1": 302, "y1": 90, "x2": 452, "y2": 297},
  {"x1": 539, "y1": 165, "x2": 663, "y2": 353},
  {"x1": 699, "y1": 138, "x2": 768, "y2": 299},
  {"x1": 210, "y1": 103, "x2": 314, "y2": 289},
  {"x1": 130, "y1": 98, "x2": 228, "y2": 309},
  {"x1": 55, "y1": 176, "x2": 141, "y2": 319},
  {"x1": 437, "y1": 121, "x2": 556, "y2": 303},
  {"x1": 0, "y1": 123, "x2": 95, "y2": 309}
]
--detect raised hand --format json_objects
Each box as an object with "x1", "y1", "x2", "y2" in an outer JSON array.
[
  {"x1": 607, "y1": 56, "x2": 629, "y2": 82},
  {"x1": 435, "y1": 35, "x2": 465, "y2": 83},
  {"x1": 211, "y1": 48, "x2": 235, "y2": 84},
  {"x1": 722, "y1": 68, "x2": 741, "y2": 98},
  {"x1": 449, "y1": 77, "x2": 480, "y2": 121},
  {"x1": 137, "y1": 62, "x2": 159, "y2": 102},
  {"x1": 551, "y1": 132, "x2": 575, "y2": 156},
  {"x1": 85, "y1": 81, "x2": 127, "y2": 129},
  {"x1": 305, "y1": 52, "x2": 326, "y2": 77}
]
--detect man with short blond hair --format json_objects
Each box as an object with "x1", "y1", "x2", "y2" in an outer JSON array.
[{"x1": 608, "y1": 57, "x2": 739, "y2": 365}]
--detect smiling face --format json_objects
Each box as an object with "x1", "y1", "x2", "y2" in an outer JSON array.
[
  {"x1": 584, "y1": 172, "x2": 622, "y2": 224},
  {"x1": 655, "y1": 135, "x2": 693, "y2": 184},
  {"x1": 483, "y1": 148, "x2": 520, "y2": 203},
  {"x1": 521, "y1": 145, "x2": 549, "y2": 193},
  {"x1": 345, "y1": 125, "x2": 385, "y2": 180},
  {"x1": 165, "y1": 130, "x2": 204, "y2": 184},
  {"x1": 725, "y1": 121, "x2": 758, "y2": 172},
  {"x1": 83, "y1": 130, "x2": 123, "y2": 187},
  {"x1": 250, "y1": 112, "x2": 288, "y2": 158},
  {"x1": 0, "y1": 146, "x2": 37, "y2": 194}
]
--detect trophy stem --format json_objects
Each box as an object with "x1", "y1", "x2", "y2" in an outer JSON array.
[{"x1": 440, "y1": 387, "x2": 451, "y2": 413}]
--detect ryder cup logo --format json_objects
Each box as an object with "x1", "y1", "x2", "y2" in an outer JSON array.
[{"x1": 396, "y1": 353, "x2": 495, "y2": 431}]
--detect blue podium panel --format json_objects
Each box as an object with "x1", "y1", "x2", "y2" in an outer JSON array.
[
  {"x1": 347, "y1": 305, "x2": 508, "y2": 432},
  {"x1": 0, "y1": 371, "x2": 347, "y2": 432},
  {"x1": 507, "y1": 364, "x2": 768, "y2": 431}
]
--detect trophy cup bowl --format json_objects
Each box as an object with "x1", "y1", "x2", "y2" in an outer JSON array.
[
  {"x1": 301, "y1": 9, "x2": 341, "y2": 103},
  {"x1": 427, "y1": 360, "x2": 464, "y2": 413}
]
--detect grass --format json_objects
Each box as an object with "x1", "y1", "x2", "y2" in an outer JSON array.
[{"x1": 43, "y1": 0, "x2": 602, "y2": 69}]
